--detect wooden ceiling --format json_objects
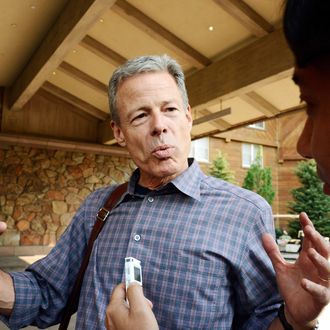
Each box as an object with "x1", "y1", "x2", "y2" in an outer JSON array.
[{"x1": 0, "y1": 0, "x2": 303, "y2": 148}]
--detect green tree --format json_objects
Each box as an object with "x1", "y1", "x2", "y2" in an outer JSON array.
[
  {"x1": 209, "y1": 151, "x2": 236, "y2": 184},
  {"x1": 288, "y1": 160, "x2": 330, "y2": 238},
  {"x1": 242, "y1": 156, "x2": 275, "y2": 205}
]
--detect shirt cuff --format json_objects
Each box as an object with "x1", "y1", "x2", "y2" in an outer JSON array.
[{"x1": 0, "y1": 271, "x2": 41, "y2": 329}]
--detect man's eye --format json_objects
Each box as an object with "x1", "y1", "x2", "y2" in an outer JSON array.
[
  {"x1": 167, "y1": 107, "x2": 177, "y2": 111},
  {"x1": 133, "y1": 113, "x2": 146, "y2": 121}
]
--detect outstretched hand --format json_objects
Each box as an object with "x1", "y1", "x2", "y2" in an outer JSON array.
[
  {"x1": 105, "y1": 283, "x2": 159, "y2": 330},
  {"x1": 0, "y1": 222, "x2": 6, "y2": 235},
  {"x1": 263, "y1": 212, "x2": 330, "y2": 327}
]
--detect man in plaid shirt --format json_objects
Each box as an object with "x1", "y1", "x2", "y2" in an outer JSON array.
[{"x1": 106, "y1": 1, "x2": 330, "y2": 329}]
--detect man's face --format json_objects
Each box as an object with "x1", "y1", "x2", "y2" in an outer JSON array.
[
  {"x1": 111, "y1": 71, "x2": 192, "y2": 189},
  {"x1": 294, "y1": 58, "x2": 330, "y2": 194}
]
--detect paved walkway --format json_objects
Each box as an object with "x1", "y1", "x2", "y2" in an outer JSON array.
[{"x1": 0, "y1": 256, "x2": 329, "y2": 329}]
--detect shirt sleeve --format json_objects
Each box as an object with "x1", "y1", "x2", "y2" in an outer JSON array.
[
  {"x1": 232, "y1": 201, "x2": 282, "y2": 329},
  {"x1": 0, "y1": 189, "x2": 102, "y2": 329}
]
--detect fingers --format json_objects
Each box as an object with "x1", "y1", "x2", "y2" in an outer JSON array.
[
  {"x1": 0, "y1": 222, "x2": 7, "y2": 234},
  {"x1": 106, "y1": 284, "x2": 129, "y2": 330},
  {"x1": 301, "y1": 278, "x2": 330, "y2": 305},
  {"x1": 126, "y1": 283, "x2": 151, "y2": 311},
  {"x1": 109, "y1": 283, "x2": 152, "y2": 311},
  {"x1": 308, "y1": 248, "x2": 330, "y2": 283},
  {"x1": 299, "y1": 212, "x2": 330, "y2": 291},
  {"x1": 125, "y1": 284, "x2": 159, "y2": 330},
  {"x1": 109, "y1": 283, "x2": 126, "y2": 304},
  {"x1": 145, "y1": 298, "x2": 154, "y2": 309},
  {"x1": 262, "y1": 233, "x2": 286, "y2": 270},
  {"x1": 300, "y1": 213, "x2": 330, "y2": 259},
  {"x1": 107, "y1": 283, "x2": 128, "y2": 319},
  {"x1": 299, "y1": 212, "x2": 314, "y2": 251},
  {"x1": 300, "y1": 212, "x2": 314, "y2": 229}
]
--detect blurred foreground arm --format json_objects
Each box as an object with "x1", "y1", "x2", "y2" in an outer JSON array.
[
  {"x1": 0, "y1": 221, "x2": 14, "y2": 316},
  {"x1": 0, "y1": 222, "x2": 7, "y2": 234},
  {"x1": 263, "y1": 212, "x2": 330, "y2": 329},
  {"x1": 0, "y1": 271, "x2": 14, "y2": 315},
  {"x1": 106, "y1": 283, "x2": 159, "y2": 330}
]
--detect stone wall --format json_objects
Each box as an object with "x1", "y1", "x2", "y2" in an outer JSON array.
[{"x1": 0, "y1": 145, "x2": 134, "y2": 247}]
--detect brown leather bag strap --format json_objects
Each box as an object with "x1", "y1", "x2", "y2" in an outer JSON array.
[{"x1": 59, "y1": 182, "x2": 128, "y2": 330}]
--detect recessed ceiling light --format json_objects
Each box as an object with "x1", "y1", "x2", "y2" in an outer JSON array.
[
  {"x1": 72, "y1": 49, "x2": 77, "y2": 53},
  {"x1": 99, "y1": 18, "x2": 104, "y2": 23},
  {"x1": 52, "y1": 71, "x2": 56, "y2": 75},
  {"x1": 208, "y1": 26, "x2": 214, "y2": 31},
  {"x1": 30, "y1": 5, "x2": 36, "y2": 10},
  {"x1": 11, "y1": 23, "x2": 17, "y2": 28}
]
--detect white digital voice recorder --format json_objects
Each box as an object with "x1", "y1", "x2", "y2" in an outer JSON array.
[{"x1": 124, "y1": 257, "x2": 142, "y2": 292}]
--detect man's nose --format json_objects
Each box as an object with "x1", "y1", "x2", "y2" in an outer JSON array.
[
  {"x1": 151, "y1": 113, "x2": 167, "y2": 136},
  {"x1": 297, "y1": 117, "x2": 313, "y2": 159}
]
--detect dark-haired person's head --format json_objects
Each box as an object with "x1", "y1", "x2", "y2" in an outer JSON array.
[
  {"x1": 283, "y1": 0, "x2": 330, "y2": 195},
  {"x1": 284, "y1": 0, "x2": 330, "y2": 68}
]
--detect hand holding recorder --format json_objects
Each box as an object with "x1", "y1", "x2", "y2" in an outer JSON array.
[{"x1": 105, "y1": 257, "x2": 158, "y2": 330}]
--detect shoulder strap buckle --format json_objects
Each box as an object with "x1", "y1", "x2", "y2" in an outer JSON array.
[{"x1": 97, "y1": 207, "x2": 111, "y2": 222}]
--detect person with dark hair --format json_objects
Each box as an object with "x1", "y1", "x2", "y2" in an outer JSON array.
[
  {"x1": 105, "y1": 1, "x2": 330, "y2": 329},
  {"x1": 283, "y1": 0, "x2": 330, "y2": 196}
]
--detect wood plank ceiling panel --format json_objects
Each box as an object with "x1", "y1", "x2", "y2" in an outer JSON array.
[
  {"x1": 112, "y1": 0, "x2": 211, "y2": 69},
  {"x1": 214, "y1": 0, "x2": 274, "y2": 37},
  {"x1": 186, "y1": 28, "x2": 294, "y2": 110},
  {"x1": 6, "y1": 0, "x2": 117, "y2": 111}
]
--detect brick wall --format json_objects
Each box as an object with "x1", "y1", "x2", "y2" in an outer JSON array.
[{"x1": 0, "y1": 145, "x2": 134, "y2": 248}]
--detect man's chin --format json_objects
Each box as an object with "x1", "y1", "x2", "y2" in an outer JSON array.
[{"x1": 323, "y1": 183, "x2": 330, "y2": 195}]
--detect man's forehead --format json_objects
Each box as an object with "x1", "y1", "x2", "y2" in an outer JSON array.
[
  {"x1": 119, "y1": 71, "x2": 172, "y2": 85},
  {"x1": 117, "y1": 71, "x2": 181, "y2": 98}
]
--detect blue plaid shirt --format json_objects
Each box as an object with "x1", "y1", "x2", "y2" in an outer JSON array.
[{"x1": 3, "y1": 159, "x2": 281, "y2": 329}]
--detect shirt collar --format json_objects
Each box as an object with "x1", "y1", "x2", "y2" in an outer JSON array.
[{"x1": 127, "y1": 158, "x2": 204, "y2": 201}]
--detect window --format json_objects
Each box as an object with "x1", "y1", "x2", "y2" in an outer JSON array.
[
  {"x1": 242, "y1": 143, "x2": 263, "y2": 168},
  {"x1": 248, "y1": 121, "x2": 265, "y2": 130},
  {"x1": 189, "y1": 137, "x2": 209, "y2": 162}
]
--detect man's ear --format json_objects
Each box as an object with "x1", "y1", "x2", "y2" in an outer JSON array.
[{"x1": 111, "y1": 121, "x2": 126, "y2": 147}]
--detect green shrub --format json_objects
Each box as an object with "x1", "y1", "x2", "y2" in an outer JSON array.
[
  {"x1": 288, "y1": 160, "x2": 330, "y2": 238},
  {"x1": 242, "y1": 156, "x2": 275, "y2": 205},
  {"x1": 209, "y1": 151, "x2": 236, "y2": 184}
]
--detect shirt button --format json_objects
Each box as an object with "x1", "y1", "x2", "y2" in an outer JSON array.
[
  {"x1": 147, "y1": 196, "x2": 154, "y2": 203},
  {"x1": 134, "y1": 234, "x2": 141, "y2": 242}
]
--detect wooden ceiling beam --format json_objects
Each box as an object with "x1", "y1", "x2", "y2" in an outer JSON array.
[
  {"x1": 113, "y1": 0, "x2": 211, "y2": 69},
  {"x1": 6, "y1": 0, "x2": 116, "y2": 111},
  {"x1": 0, "y1": 132, "x2": 129, "y2": 157},
  {"x1": 214, "y1": 0, "x2": 274, "y2": 37},
  {"x1": 198, "y1": 109, "x2": 232, "y2": 131},
  {"x1": 186, "y1": 28, "x2": 294, "y2": 110},
  {"x1": 193, "y1": 107, "x2": 231, "y2": 126},
  {"x1": 192, "y1": 103, "x2": 306, "y2": 140},
  {"x1": 240, "y1": 91, "x2": 281, "y2": 117},
  {"x1": 58, "y1": 62, "x2": 108, "y2": 94},
  {"x1": 42, "y1": 81, "x2": 108, "y2": 121},
  {"x1": 81, "y1": 35, "x2": 127, "y2": 66},
  {"x1": 0, "y1": 87, "x2": 3, "y2": 130}
]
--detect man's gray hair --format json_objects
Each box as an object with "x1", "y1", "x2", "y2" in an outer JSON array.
[{"x1": 108, "y1": 54, "x2": 189, "y2": 124}]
